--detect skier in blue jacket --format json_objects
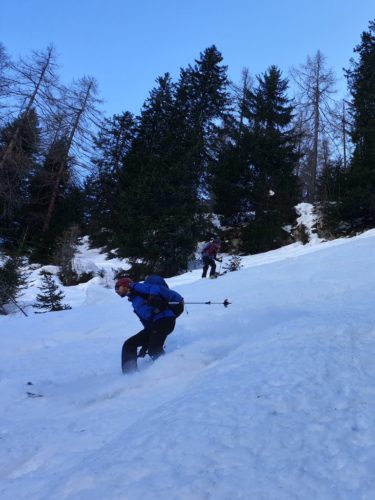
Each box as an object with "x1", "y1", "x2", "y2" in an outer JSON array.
[{"x1": 115, "y1": 276, "x2": 184, "y2": 373}]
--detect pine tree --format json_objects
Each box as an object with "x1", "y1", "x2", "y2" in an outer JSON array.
[
  {"x1": 34, "y1": 270, "x2": 71, "y2": 312},
  {"x1": 176, "y1": 45, "x2": 231, "y2": 193},
  {"x1": 85, "y1": 112, "x2": 137, "y2": 249},
  {"x1": 0, "y1": 109, "x2": 41, "y2": 247},
  {"x1": 90, "y1": 47, "x2": 231, "y2": 277},
  {"x1": 53, "y1": 225, "x2": 80, "y2": 286},
  {"x1": 317, "y1": 158, "x2": 345, "y2": 204},
  {"x1": 116, "y1": 74, "x2": 204, "y2": 276},
  {"x1": 223, "y1": 255, "x2": 243, "y2": 273},
  {"x1": 211, "y1": 70, "x2": 255, "y2": 226},
  {"x1": 241, "y1": 66, "x2": 300, "y2": 253},
  {"x1": 211, "y1": 140, "x2": 252, "y2": 225},
  {"x1": 338, "y1": 19, "x2": 375, "y2": 231},
  {"x1": 0, "y1": 256, "x2": 26, "y2": 314}
]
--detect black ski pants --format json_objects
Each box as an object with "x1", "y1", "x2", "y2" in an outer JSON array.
[
  {"x1": 121, "y1": 316, "x2": 176, "y2": 373},
  {"x1": 202, "y1": 255, "x2": 216, "y2": 278}
]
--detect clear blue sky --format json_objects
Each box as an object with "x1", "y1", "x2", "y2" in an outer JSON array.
[{"x1": 1, "y1": 0, "x2": 374, "y2": 117}]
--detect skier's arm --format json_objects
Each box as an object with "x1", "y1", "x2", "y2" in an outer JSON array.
[{"x1": 147, "y1": 294, "x2": 168, "y2": 312}]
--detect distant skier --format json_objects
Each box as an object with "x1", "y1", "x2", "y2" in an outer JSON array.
[
  {"x1": 115, "y1": 276, "x2": 184, "y2": 374},
  {"x1": 201, "y1": 239, "x2": 222, "y2": 278}
]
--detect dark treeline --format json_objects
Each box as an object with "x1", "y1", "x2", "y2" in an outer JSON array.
[{"x1": 1, "y1": 19, "x2": 375, "y2": 292}]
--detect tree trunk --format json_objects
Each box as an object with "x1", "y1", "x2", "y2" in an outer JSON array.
[
  {"x1": 0, "y1": 48, "x2": 53, "y2": 172},
  {"x1": 42, "y1": 81, "x2": 93, "y2": 233}
]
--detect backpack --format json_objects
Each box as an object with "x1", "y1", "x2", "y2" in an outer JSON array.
[
  {"x1": 144, "y1": 274, "x2": 184, "y2": 318},
  {"x1": 144, "y1": 274, "x2": 169, "y2": 288}
]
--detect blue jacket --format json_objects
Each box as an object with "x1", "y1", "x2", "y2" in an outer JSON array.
[{"x1": 128, "y1": 282, "x2": 183, "y2": 327}]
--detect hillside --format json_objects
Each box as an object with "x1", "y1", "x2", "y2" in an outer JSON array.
[{"x1": 1, "y1": 228, "x2": 375, "y2": 499}]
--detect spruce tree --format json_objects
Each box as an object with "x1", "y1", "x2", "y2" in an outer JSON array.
[
  {"x1": 176, "y1": 45, "x2": 231, "y2": 193},
  {"x1": 210, "y1": 72, "x2": 255, "y2": 227},
  {"x1": 211, "y1": 140, "x2": 252, "y2": 225},
  {"x1": 97, "y1": 47, "x2": 231, "y2": 277},
  {"x1": 0, "y1": 257, "x2": 26, "y2": 314},
  {"x1": 85, "y1": 112, "x2": 137, "y2": 249},
  {"x1": 241, "y1": 66, "x2": 300, "y2": 253},
  {"x1": 26, "y1": 137, "x2": 84, "y2": 263},
  {"x1": 317, "y1": 158, "x2": 345, "y2": 205},
  {"x1": 0, "y1": 109, "x2": 41, "y2": 248},
  {"x1": 339, "y1": 19, "x2": 375, "y2": 231},
  {"x1": 34, "y1": 270, "x2": 71, "y2": 312},
  {"x1": 116, "y1": 74, "x2": 203, "y2": 276}
]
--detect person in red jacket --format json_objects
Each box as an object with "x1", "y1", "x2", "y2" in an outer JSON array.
[{"x1": 201, "y1": 239, "x2": 222, "y2": 278}]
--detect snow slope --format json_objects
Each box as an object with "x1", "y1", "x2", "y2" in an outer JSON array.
[{"x1": 2, "y1": 227, "x2": 375, "y2": 499}]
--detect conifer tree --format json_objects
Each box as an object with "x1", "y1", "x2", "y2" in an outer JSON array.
[
  {"x1": 0, "y1": 109, "x2": 41, "y2": 248},
  {"x1": 34, "y1": 270, "x2": 71, "y2": 312},
  {"x1": 114, "y1": 48, "x2": 230, "y2": 276},
  {"x1": 116, "y1": 74, "x2": 199, "y2": 276},
  {"x1": 211, "y1": 70, "x2": 255, "y2": 225},
  {"x1": 26, "y1": 137, "x2": 84, "y2": 263},
  {"x1": 338, "y1": 19, "x2": 375, "y2": 231},
  {"x1": 241, "y1": 66, "x2": 300, "y2": 253},
  {"x1": 318, "y1": 161, "x2": 345, "y2": 204},
  {"x1": 176, "y1": 45, "x2": 231, "y2": 193},
  {"x1": 42, "y1": 76, "x2": 101, "y2": 234},
  {"x1": 53, "y1": 225, "x2": 80, "y2": 286},
  {"x1": 0, "y1": 257, "x2": 26, "y2": 314},
  {"x1": 85, "y1": 112, "x2": 137, "y2": 249}
]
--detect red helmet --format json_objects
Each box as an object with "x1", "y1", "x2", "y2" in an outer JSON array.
[{"x1": 115, "y1": 277, "x2": 133, "y2": 291}]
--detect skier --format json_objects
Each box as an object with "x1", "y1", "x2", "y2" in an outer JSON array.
[
  {"x1": 115, "y1": 276, "x2": 184, "y2": 374},
  {"x1": 201, "y1": 239, "x2": 222, "y2": 278}
]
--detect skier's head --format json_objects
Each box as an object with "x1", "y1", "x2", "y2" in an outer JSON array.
[
  {"x1": 115, "y1": 277, "x2": 133, "y2": 297},
  {"x1": 213, "y1": 238, "x2": 221, "y2": 247}
]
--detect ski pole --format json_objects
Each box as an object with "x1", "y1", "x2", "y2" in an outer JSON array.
[{"x1": 169, "y1": 299, "x2": 231, "y2": 308}]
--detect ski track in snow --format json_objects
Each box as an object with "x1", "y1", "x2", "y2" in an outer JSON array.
[{"x1": 2, "y1": 216, "x2": 375, "y2": 499}]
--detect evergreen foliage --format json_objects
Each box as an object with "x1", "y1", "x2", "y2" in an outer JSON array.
[
  {"x1": 54, "y1": 225, "x2": 80, "y2": 286},
  {"x1": 5, "y1": 35, "x2": 375, "y2": 273},
  {"x1": 223, "y1": 255, "x2": 243, "y2": 273},
  {"x1": 242, "y1": 67, "x2": 300, "y2": 252},
  {"x1": 213, "y1": 66, "x2": 300, "y2": 253},
  {"x1": 211, "y1": 118, "x2": 253, "y2": 225},
  {"x1": 337, "y1": 20, "x2": 375, "y2": 232},
  {"x1": 0, "y1": 109, "x2": 41, "y2": 249},
  {"x1": 27, "y1": 138, "x2": 84, "y2": 263},
  {"x1": 110, "y1": 48, "x2": 231, "y2": 276},
  {"x1": 34, "y1": 270, "x2": 71, "y2": 312},
  {"x1": 176, "y1": 46, "x2": 231, "y2": 194},
  {"x1": 85, "y1": 112, "x2": 137, "y2": 249},
  {"x1": 0, "y1": 257, "x2": 26, "y2": 314},
  {"x1": 317, "y1": 159, "x2": 345, "y2": 205}
]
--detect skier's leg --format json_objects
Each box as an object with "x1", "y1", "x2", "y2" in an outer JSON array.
[
  {"x1": 202, "y1": 256, "x2": 209, "y2": 278},
  {"x1": 209, "y1": 258, "x2": 217, "y2": 277},
  {"x1": 147, "y1": 318, "x2": 176, "y2": 360},
  {"x1": 121, "y1": 328, "x2": 149, "y2": 373}
]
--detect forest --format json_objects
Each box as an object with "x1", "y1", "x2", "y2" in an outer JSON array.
[{"x1": 1, "y1": 18, "x2": 375, "y2": 312}]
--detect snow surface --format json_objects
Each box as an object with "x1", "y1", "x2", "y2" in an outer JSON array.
[{"x1": 2, "y1": 212, "x2": 375, "y2": 499}]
